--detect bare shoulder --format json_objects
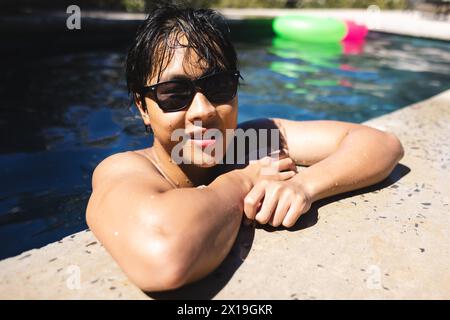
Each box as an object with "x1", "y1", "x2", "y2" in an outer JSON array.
[
  {"x1": 86, "y1": 148, "x2": 173, "y2": 243},
  {"x1": 236, "y1": 118, "x2": 288, "y2": 159},
  {"x1": 237, "y1": 117, "x2": 286, "y2": 145},
  {"x1": 91, "y1": 150, "x2": 156, "y2": 190},
  {"x1": 87, "y1": 149, "x2": 174, "y2": 228},
  {"x1": 237, "y1": 117, "x2": 283, "y2": 131}
]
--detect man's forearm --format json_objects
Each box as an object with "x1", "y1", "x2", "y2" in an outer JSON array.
[{"x1": 292, "y1": 128, "x2": 404, "y2": 202}]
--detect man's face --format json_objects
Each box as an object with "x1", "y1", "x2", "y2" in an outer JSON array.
[{"x1": 137, "y1": 41, "x2": 238, "y2": 167}]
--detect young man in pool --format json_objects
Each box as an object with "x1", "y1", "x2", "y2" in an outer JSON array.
[{"x1": 85, "y1": 6, "x2": 404, "y2": 292}]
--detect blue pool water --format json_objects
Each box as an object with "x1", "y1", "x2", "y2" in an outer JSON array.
[{"x1": 1, "y1": 32, "x2": 449, "y2": 259}]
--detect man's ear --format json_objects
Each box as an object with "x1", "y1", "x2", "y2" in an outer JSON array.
[
  {"x1": 134, "y1": 93, "x2": 150, "y2": 125},
  {"x1": 134, "y1": 93, "x2": 143, "y2": 112}
]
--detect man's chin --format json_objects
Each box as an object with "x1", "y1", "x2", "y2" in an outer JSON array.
[
  {"x1": 184, "y1": 144, "x2": 224, "y2": 167},
  {"x1": 190, "y1": 154, "x2": 220, "y2": 168}
]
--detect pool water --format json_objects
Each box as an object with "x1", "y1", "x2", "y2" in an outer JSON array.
[{"x1": 1, "y1": 32, "x2": 449, "y2": 259}]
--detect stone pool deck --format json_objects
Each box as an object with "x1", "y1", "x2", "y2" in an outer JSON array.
[{"x1": 1, "y1": 89, "x2": 449, "y2": 299}]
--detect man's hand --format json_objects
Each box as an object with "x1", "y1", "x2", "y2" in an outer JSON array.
[
  {"x1": 245, "y1": 155, "x2": 298, "y2": 184},
  {"x1": 244, "y1": 176, "x2": 312, "y2": 228}
]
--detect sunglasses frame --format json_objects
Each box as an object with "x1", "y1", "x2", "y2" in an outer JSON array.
[{"x1": 140, "y1": 70, "x2": 242, "y2": 112}]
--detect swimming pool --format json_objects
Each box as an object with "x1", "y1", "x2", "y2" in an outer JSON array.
[{"x1": 1, "y1": 30, "x2": 449, "y2": 259}]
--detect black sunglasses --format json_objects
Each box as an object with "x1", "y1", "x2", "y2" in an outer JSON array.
[{"x1": 140, "y1": 70, "x2": 242, "y2": 112}]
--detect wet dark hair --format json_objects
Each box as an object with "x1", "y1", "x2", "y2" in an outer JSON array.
[{"x1": 125, "y1": 5, "x2": 238, "y2": 106}]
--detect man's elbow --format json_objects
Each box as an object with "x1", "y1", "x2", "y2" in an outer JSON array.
[
  {"x1": 126, "y1": 241, "x2": 190, "y2": 293},
  {"x1": 384, "y1": 132, "x2": 405, "y2": 163},
  {"x1": 133, "y1": 264, "x2": 186, "y2": 293}
]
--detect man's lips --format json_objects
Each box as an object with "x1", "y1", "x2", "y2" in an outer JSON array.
[
  {"x1": 189, "y1": 138, "x2": 216, "y2": 147},
  {"x1": 186, "y1": 128, "x2": 219, "y2": 148}
]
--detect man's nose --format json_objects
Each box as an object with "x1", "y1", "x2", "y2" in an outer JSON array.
[{"x1": 186, "y1": 92, "x2": 216, "y2": 123}]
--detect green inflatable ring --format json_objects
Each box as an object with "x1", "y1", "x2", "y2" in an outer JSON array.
[{"x1": 273, "y1": 15, "x2": 347, "y2": 43}]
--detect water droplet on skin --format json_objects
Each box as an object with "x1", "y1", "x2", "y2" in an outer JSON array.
[
  {"x1": 175, "y1": 181, "x2": 180, "y2": 187},
  {"x1": 149, "y1": 195, "x2": 155, "y2": 199},
  {"x1": 114, "y1": 231, "x2": 119, "y2": 236},
  {"x1": 335, "y1": 182, "x2": 339, "y2": 187}
]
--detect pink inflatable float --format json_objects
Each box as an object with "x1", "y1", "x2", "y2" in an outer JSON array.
[{"x1": 343, "y1": 20, "x2": 369, "y2": 42}]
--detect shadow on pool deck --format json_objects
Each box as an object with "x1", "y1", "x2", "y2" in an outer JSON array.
[{"x1": 146, "y1": 163, "x2": 410, "y2": 299}]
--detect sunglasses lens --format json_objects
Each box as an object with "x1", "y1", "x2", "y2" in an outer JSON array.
[
  {"x1": 156, "y1": 81, "x2": 192, "y2": 111},
  {"x1": 201, "y1": 72, "x2": 239, "y2": 104},
  {"x1": 147, "y1": 71, "x2": 240, "y2": 112}
]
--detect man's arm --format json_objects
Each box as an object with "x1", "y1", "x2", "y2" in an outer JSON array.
[
  {"x1": 273, "y1": 118, "x2": 404, "y2": 202},
  {"x1": 86, "y1": 151, "x2": 294, "y2": 292},
  {"x1": 86, "y1": 152, "x2": 250, "y2": 292}
]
